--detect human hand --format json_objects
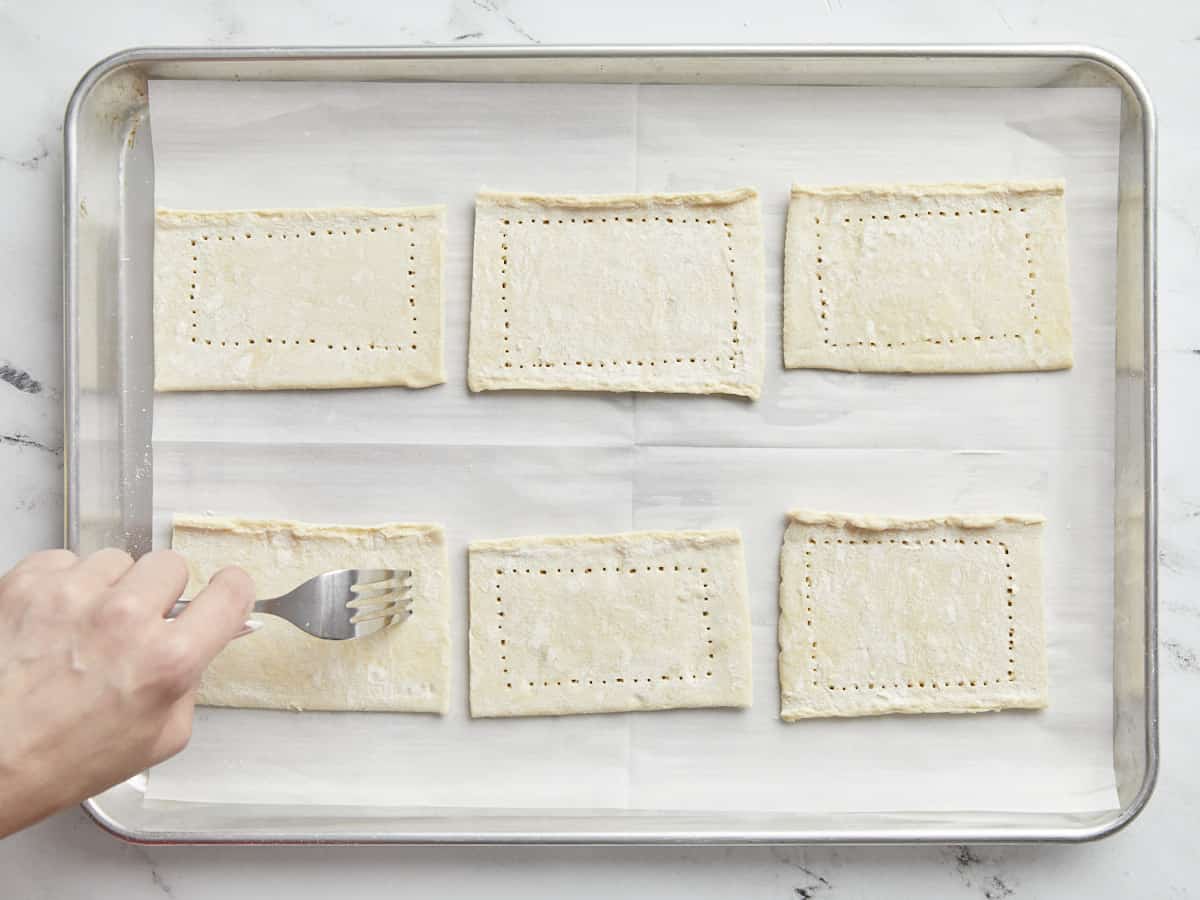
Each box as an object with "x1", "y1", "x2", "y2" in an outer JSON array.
[{"x1": 0, "y1": 548, "x2": 254, "y2": 837}]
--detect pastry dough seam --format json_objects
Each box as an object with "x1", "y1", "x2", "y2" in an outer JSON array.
[
  {"x1": 496, "y1": 215, "x2": 742, "y2": 372},
  {"x1": 801, "y1": 536, "x2": 1017, "y2": 691},
  {"x1": 814, "y1": 206, "x2": 1041, "y2": 349},
  {"x1": 183, "y1": 221, "x2": 422, "y2": 352},
  {"x1": 491, "y1": 561, "x2": 718, "y2": 690}
]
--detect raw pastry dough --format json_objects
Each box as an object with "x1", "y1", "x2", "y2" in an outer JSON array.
[
  {"x1": 154, "y1": 208, "x2": 446, "y2": 391},
  {"x1": 779, "y1": 511, "x2": 1048, "y2": 720},
  {"x1": 783, "y1": 181, "x2": 1072, "y2": 372},
  {"x1": 468, "y1": 189, "x2": 764, "y2": 398},
  {"x1": 173, "y1": 515, "x2": 450, "y2": 713},
  {"x1": 469, "y1": 530, "x2": 753, "y2": 717}
]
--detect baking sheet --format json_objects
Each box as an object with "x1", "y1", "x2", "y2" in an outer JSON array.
[{"x1": 146, "y1": 79, "x2": 1121, "y2": 814}]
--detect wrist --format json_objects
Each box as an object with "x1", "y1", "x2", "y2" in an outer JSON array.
[
  {"x1": 0, "y1": 757, "x2": 59, "y2": 838},
  {"x1": 0, "y1": 723, "x2": 73, "y2": 838}
]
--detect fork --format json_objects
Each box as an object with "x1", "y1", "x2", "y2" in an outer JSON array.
[{"x1": 167, "y1": 568, "x2": 412, "y2": 640}]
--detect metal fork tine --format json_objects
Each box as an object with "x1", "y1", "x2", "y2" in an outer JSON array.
[
  {"x1": 349, "y1": 581, "x2": 409, "y2": 598},
  {"x1": 346, "y1": 584, "x2": 412, "y2": 606},
  {"x1": 350, "y1": 584, "x2": 412, "y2": 618},
  {"x1": 350, "y1": 603, "x2": 408, "y2": 625},
  {"x1": 350, "y1": 568, "x2": 405, "y2": 584},
  {"x1": 349, "y1": 570, "x2": 411, "y2": 591}
]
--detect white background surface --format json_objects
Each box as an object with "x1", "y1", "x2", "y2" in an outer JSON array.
[{"x1": 0, "y1": 0, "x2": 1196, "y2": 897}]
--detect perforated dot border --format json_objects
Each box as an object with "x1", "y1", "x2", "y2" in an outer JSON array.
[
  {"x1": 492, "y1": 562, "x2": 717, "y2": 690},
  {"x1": 801, "y1": 535, "x2": 1017, "y2": 692},
  {"x1": 184, "y1": 222, "x2": 422, "y2": 353},
  {"x1": 813, "y1": 202, "x2": 1043, "y2": 350},
  {"x1": 496, "y1": 214, "x2": 742, "y2": 373}
]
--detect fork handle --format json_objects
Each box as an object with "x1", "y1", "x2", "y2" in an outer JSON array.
[
  {"x1": 168, "y1": 599, "x2": 264, "y2": 617},
  {"x1": 167, "y1": 599, "x2": 261, "y2": 638}
]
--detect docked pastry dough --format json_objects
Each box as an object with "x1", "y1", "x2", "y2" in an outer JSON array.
[
  {"x1": 783, "y1": 181, "x2": 1072, "y2": 372},
  {"x1": 468, "y1": 189, "x2": 764, "y2": 398},
  {"x1": 173, "y1": 515, "x2": 450, "y2": 713},
  {"x1": 779, "y1": 511, "x2": 1048, "y2": 720},
  {"x1": 154, "y1": 208, "x2": 446, "y2": 391},
  {"x1": 469, "y1": 530, "x2": 753, "y2": 717}
]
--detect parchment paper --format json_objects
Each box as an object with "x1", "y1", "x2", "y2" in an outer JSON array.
[{"x1": 146, "y1": 79, "x2": 1121, "y2": 814}]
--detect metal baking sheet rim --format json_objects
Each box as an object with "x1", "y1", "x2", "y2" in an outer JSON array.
[{"x1": 62, "y1": 43, "x2": 1158, "y2": 846}]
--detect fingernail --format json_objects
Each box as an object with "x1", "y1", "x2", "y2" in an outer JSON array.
[{"x1": 233, "y1": 619, "x2": 263, "y2": 640}]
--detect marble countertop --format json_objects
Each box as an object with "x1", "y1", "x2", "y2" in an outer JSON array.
[{"x1": 1, "y1": 0, "x2": 1196, "y2": 895}]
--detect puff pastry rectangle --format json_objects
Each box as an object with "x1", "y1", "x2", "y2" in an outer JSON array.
[
  {"x1": 468, "y1": 190, "x2": 764, "y2": 398},
  {"x1": 779, "y1": 511, "x2": 1047, "y2": 720},
  {"x1": 154, "y1": 208, "x2": 446, "y2": 391},
  {"x1": 174, "y1": 515, "x2": 450, "y2": 713},
  {"x1": 469, "y1": 530, "x2": 753, "y2": 718},
  {"x1": 783, "y1": 181, "x2": 1072, "y2": 373}
]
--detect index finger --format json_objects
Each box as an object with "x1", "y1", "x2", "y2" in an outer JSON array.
[
  {"x1": 173, "y1": 566, "x2": 255, "y2": 664},
  {"x1": 115, "y1": 549, "x2": 190, "y2": 615},
  {"x1": 74, "y1": 547, "x2": 135, "y2": 586}
]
